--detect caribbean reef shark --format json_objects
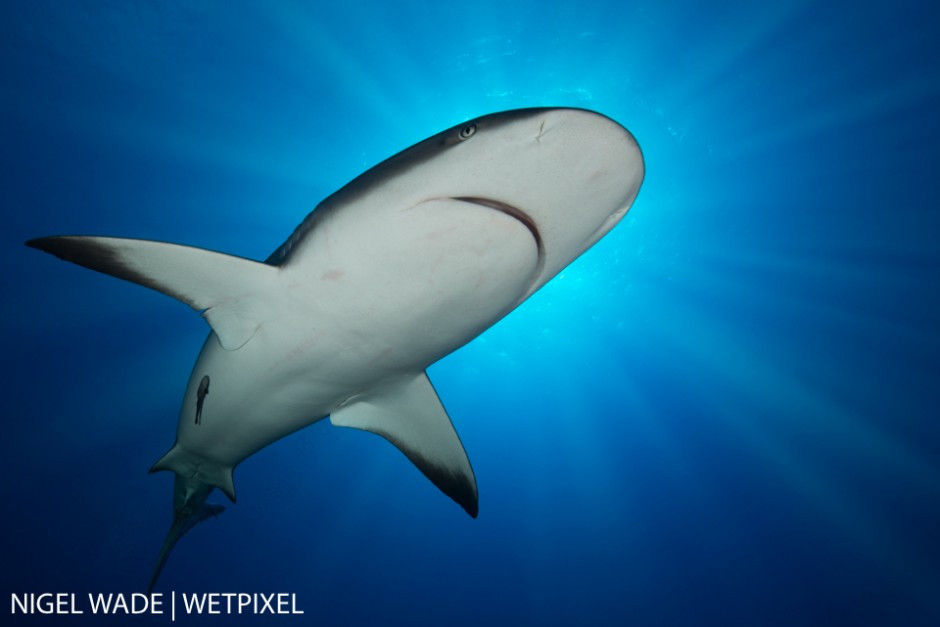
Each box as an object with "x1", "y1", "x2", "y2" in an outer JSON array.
[{"x1": 27, "y1": 107, "x2": 644, "y2": 590}]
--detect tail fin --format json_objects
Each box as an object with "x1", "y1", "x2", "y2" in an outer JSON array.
[{"x1": 148, "y1": 475, "x2": 225, "y2": 593}]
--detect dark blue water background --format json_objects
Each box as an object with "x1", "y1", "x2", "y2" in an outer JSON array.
[{"x1": 2, "y1": 1, "x2": 939, "y2": 625}]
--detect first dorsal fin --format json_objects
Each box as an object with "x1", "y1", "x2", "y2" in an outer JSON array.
[
  {"x1": 27, "y1": 236, "x2": 281, "y2": 350},
  {"x1": 331, "y1": 372, "x2": 478, "y2": 517}
]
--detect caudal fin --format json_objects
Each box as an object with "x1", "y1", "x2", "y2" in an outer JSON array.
[
  {"x1": 148, "y1": 474, "x2": 226, "y2": 592},
  {"x1": 149, "y1": 501, "x2": 225, "y2": 593}
]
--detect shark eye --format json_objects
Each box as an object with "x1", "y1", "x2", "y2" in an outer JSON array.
[{"x1": 458, "y1": 123, "x2": 477, "y2": 140}]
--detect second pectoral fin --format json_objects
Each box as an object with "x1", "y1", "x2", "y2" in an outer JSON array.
[
  {"x1": 330, "y1": 372, "x2": 478, "y2": 517},
  {"x1": 26, "y1": 236, "x2": 281, "y2": 350}
]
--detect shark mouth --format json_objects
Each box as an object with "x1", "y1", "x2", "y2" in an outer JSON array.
[{"x1": 451, "y1": 196, "x2": 546, "y2": 287}]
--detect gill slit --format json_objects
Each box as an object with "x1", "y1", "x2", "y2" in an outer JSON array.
[{"x1": 452, "y1": 196, "x2": 546, "y2": 296}]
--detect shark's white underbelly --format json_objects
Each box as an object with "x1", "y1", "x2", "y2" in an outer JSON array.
[{"x1": 175, "y1": 199, "x2": 539, "y2": 467}]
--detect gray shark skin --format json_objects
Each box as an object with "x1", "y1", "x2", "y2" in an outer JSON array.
[{"x1": 27, "y1": 107, "x2": 644, "y2": 590}]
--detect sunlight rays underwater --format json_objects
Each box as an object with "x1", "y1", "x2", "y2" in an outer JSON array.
[{"x1": 2, "y1": 0, "x2": 939, "y2": 623}]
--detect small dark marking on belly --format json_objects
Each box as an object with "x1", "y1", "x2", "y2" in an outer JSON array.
[{"x1": 195, "y1": 375, "x2": 210, "y2": 425}]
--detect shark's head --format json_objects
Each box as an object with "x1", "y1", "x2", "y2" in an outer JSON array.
[
  {"x1": 275, "y1": 108, "x2": 644, "y2": 299},
  {"x1": 319, "y1": 107, "x2": 644, "y2": 297}
]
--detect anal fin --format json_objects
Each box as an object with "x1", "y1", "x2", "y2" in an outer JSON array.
[{"x1": 331, "y1": 372, "x2": 478, "y2": 517}]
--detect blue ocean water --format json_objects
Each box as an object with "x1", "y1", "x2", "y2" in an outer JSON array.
[{"x1": 2, "y1": 0, "x2": 939, "y2": 625}]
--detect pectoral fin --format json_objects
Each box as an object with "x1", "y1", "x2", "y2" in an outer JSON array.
[
  {"x1": 331, "y1": 372, "x2": 478, "y2": 517},
  {"x1": 26, "y1": 236, "x2": 281, "y2": 350}
]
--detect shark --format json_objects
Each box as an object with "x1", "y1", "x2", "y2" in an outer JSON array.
[{"x1": 27, "y1": 107, "x2": 644, "y2": 590}]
